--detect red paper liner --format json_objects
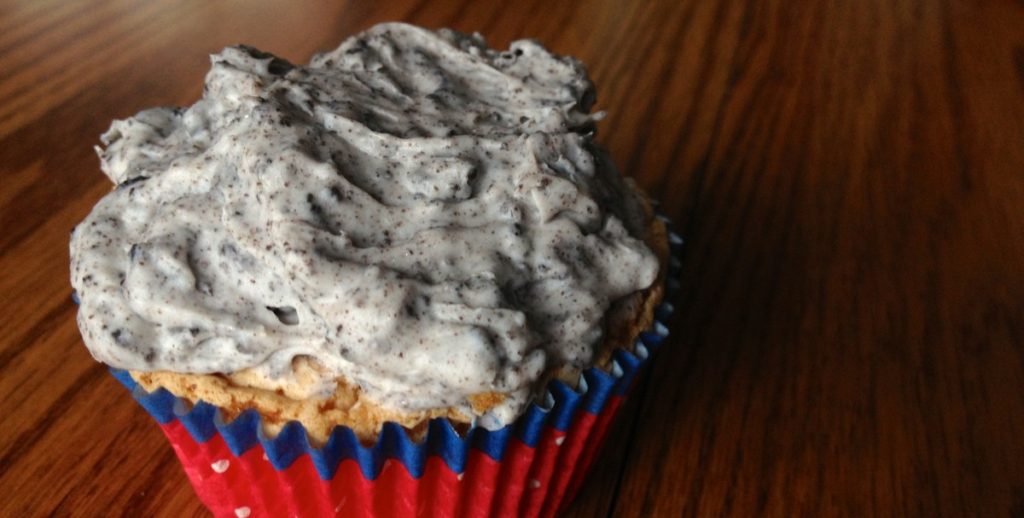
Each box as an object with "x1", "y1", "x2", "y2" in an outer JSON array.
[{"x1": 159, "y1": 397, "x2": 623, "y2": 517}]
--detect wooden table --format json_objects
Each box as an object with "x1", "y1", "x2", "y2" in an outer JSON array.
[{"x1": 3, "y1": 1, "x2": 1023, "y2": 516}]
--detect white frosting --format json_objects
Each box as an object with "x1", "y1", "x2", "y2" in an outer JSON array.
[{"x1": 70, "y1": 23, "x2": 658, "y2": 427}]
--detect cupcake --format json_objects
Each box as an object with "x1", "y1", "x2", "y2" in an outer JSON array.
[{"x1": 71, "y1": 22, "x2": 678, "y2": 517}]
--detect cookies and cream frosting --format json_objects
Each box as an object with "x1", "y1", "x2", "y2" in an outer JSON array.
[{"x1": 70, "y1": 23, "x2": 658, "y2": 428}]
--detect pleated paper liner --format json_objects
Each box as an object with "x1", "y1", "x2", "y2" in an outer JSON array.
[{"x1": 110, "y1": 229, "x2": 682, "y2": 518}]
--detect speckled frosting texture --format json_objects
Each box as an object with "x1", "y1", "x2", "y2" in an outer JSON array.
[{"x1": 70, "y1": 23, "x2": 658, "y2": 429}]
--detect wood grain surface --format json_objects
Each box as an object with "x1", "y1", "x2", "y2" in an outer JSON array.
[{"x1": 2, "y1": 0, "x2": 1024, "y2": 516}]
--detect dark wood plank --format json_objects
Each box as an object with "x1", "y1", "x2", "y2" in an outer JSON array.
[
  {"x1": 2, "y1": 0, "x2": 1023, "y2": 516},
  {"x1": 607, "y1": 1, "x2": 1024, "y2": 516}
]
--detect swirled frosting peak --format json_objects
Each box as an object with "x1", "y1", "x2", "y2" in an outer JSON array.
[{"x1": 71, "y1": 23, "x2": 659, "y2": 428}]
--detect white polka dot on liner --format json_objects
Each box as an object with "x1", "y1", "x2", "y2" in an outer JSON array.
[
  {"x1": 555, "y1": 436, "x2": 565, "y2": 446},
  {"x1": 530, "y1": 479, "x2": 541, "y2": 489},
  {"x1": 211, "y1": 459, "x2": 230, "y2": 473},
  {"x1": 234, "y1": 506, "x2": 251, "y2": 517}
]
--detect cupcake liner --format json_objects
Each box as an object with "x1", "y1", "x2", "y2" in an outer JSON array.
[{"x1": 107, "y1": 229, "x2": 682, "y2": 518}]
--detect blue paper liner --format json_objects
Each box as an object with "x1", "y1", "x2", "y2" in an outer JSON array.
[{"x1": 109, "y1": 228, "x2": 683, "y2": 481}]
